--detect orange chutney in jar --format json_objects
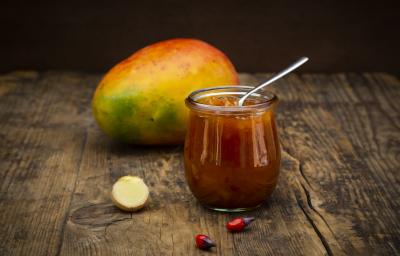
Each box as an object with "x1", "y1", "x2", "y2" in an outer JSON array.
[{"x1": 184, "y1": 86, "x2": 281, "y2": 211}]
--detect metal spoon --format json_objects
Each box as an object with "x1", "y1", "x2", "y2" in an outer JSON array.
[{"x1": 237, "y1": 57, "x2": 309, "y2": 106}]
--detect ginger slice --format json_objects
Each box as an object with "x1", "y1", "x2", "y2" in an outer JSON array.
[{"x1": 111, "y1": 176, "x2": 149, "y2": 212}]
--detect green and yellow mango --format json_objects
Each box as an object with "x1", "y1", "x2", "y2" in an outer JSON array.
[{"x1": 92, "y1": 38, "x2": 238, "y2": 144}]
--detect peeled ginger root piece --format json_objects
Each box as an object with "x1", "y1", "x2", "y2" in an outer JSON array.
[{"x1": 111, "y1": 176, "x2": 149, "y2": 212}]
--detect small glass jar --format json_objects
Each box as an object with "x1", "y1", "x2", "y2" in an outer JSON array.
[{"x1": 184, "y1": 86, "x2": 281, "y2": 212}]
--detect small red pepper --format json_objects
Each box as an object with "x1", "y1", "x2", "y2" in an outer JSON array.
[
  {"x1": 226, "y1": 217, "x2": 255, "y2": 232},
  {"x1": 195, "y1": 234, "x2": 216, "y2": 250}
]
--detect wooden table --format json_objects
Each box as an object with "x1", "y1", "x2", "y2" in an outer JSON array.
[{"x1": 1, "y1": 71, "x2": 399, "y2": 255}]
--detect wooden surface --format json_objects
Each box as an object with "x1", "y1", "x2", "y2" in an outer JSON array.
[{"x1": 0, "y1": 71, "x2": 399, "y2": 255}]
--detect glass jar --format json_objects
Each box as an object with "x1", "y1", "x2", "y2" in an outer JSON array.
[{"x1": 184, "y1": 86, "x2": 281, "y2": 212}]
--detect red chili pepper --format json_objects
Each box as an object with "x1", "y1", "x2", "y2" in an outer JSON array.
[
  {"x1": 195, "y1": 234, "x2": 216, "y2": 250},
  {"x1": 226, "y1": 217, "x2": 255, "y2": 232}
]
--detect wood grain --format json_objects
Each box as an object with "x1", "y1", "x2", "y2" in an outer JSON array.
[
  {"x1": 0, "y1": 71, "x2": 399, "y2": 255},
  {"x1": 0, "y1": 71, "x2": 97, "y2": 255}
]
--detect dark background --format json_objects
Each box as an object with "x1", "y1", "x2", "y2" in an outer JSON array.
[{"x1": 1, "y1": 0, "x2": 399, "y2": 73}]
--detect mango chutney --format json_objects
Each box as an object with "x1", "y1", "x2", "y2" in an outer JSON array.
[{"x1": 184, "y1": 86, "x2": 281, "y2": 211}]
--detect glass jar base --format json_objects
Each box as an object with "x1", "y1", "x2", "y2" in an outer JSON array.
[{"x1": 204, "y1": 203, "x2": 262, "y2": 212}]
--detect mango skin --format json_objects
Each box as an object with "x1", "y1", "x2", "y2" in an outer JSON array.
[{"x1": 92, "y1": 38, "x2": 239, "y2": 144}]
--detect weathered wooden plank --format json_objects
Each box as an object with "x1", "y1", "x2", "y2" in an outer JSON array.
[
  {"x1": 0, "y1": 71, "x2": 99, "y2": 255},
  {"x1": 270, "y1": 72, "x2": 400, "y2": 254},
  {"x1": 0, "y1": 71, "x2": 399, "y2": 255},
  {"x1": 297, "y1": 73, "x2": 400, "y2": 253},
  {"x1": 59, "y1": 128, "x2": 328, "y2": 255}
]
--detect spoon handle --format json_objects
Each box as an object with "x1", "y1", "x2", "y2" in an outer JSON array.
[{"x1": 238, "y1": 57, "x2": 309, "y2": 106}]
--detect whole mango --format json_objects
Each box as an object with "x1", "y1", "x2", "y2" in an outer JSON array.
[{"x1": 92, "y1": 38, "x2": 238, "y2": 144}]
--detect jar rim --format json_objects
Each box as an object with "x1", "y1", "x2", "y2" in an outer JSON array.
[{"x1": 185, "y1": 85, "x2": 277, "y2": 114}]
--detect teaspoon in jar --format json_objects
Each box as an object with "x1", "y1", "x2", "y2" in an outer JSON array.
[{"x1": 237, "y1": 57, "x2": 309, "y2": 106}]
